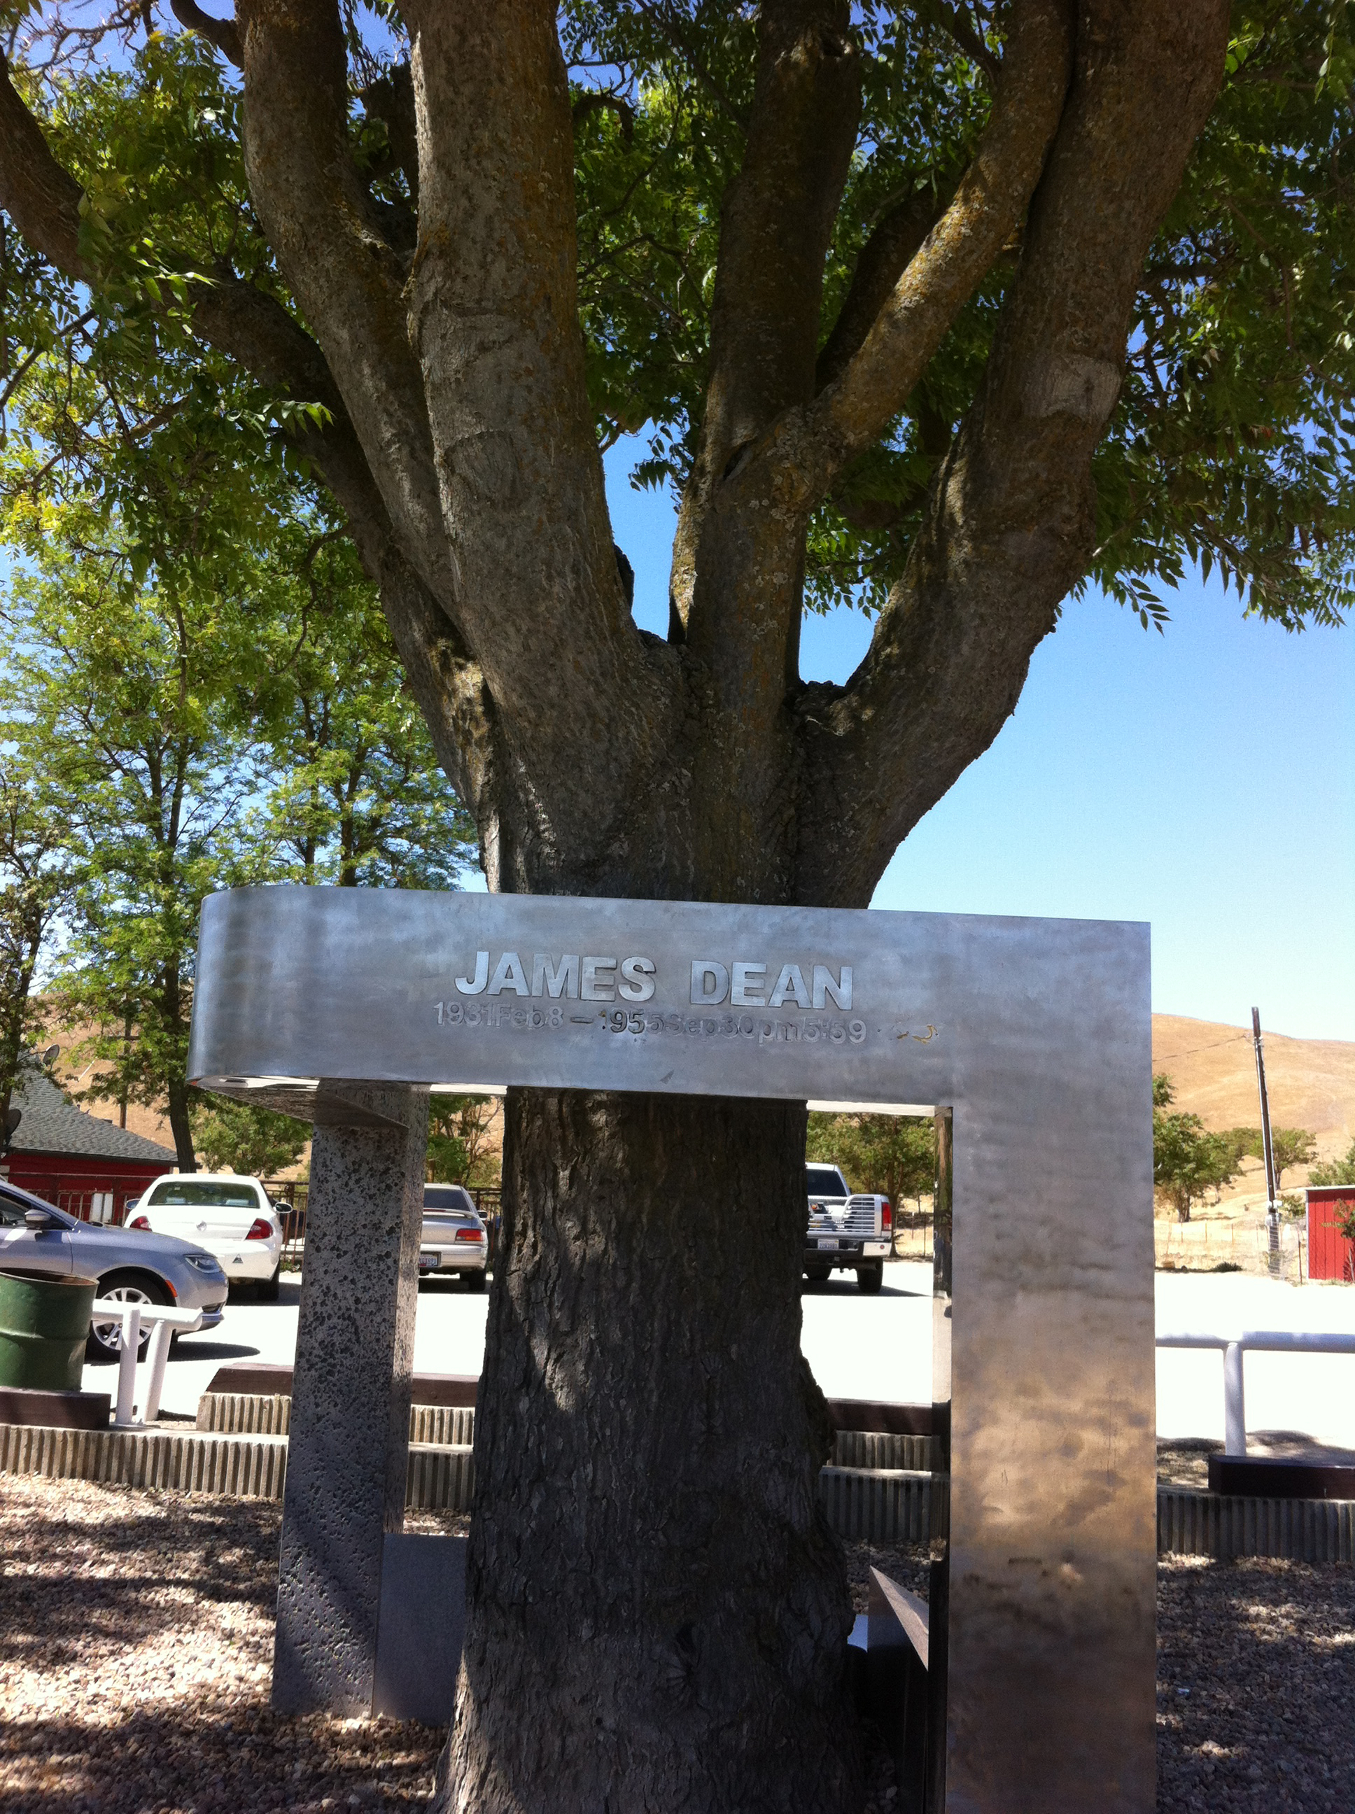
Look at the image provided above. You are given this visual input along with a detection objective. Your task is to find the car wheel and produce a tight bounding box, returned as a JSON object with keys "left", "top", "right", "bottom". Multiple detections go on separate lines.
{"left": 258, "top": 1264, "right": 281, "bottom": 1302}
{"left": 803, "top": 1266, "right": 831, "bottom": 1283}
{"left": 87, "top": 1272, "right": 172, "bottom": 1362}
{"left": 465, "top": 1268, "right": 488, "bottom": 1292}
{"left": 856, "top": 1264, "right": 884, "bottom": 1295}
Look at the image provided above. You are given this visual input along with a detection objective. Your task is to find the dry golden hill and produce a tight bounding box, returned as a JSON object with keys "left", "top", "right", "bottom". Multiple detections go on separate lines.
{"left": 1152, "top": 1014, "right": 1355, "bottom": 1209}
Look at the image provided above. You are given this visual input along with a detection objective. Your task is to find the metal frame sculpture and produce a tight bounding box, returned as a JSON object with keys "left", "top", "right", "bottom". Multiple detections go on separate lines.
{"left": 189, "top": 886, "right": 1155, "bottom": 1812}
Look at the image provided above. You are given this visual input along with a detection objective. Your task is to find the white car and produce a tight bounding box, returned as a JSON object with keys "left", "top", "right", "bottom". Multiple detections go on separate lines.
{"left": 420, "top": 1183, "right": 489, "bottom": 1288}
{"left": 128, "top": 1171, "right": 284, "bottom": 1299}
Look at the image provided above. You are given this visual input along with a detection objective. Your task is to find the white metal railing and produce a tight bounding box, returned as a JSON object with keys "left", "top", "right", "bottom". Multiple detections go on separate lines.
{"left": 1156, "top": 1330, "right": 1355, "bottom": 1456}
{"left": 90, "top": 1298, "right": 204, "bottom": 1428}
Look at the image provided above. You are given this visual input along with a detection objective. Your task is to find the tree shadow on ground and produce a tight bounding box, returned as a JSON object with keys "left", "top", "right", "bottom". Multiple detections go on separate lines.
{"left": 0, "top": 1704, "right": 446, "bottom": 1813}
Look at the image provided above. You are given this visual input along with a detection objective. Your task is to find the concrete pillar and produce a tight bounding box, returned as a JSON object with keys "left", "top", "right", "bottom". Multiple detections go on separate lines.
{"left": 272, "top": 1083, "right": 428, "bottom": 1715}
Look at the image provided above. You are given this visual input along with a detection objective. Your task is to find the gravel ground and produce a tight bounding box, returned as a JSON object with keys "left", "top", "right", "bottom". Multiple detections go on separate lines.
{"left": 841, "top": 1538, "right": 930, "bottom": 1613}
{"left": 0, "top": 1478, "right": 456, "bottom": 1813}
{"left": 4, "top": 1475, "right": 1353, "bottom": 1811}
{"left": 1157, "top": 1556, "right": 1355, "bottom": 1812}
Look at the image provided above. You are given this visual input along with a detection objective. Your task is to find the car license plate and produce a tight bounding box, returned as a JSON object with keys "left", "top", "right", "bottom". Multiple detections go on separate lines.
{"left": 816, "top": 1238, "right": 838, "bottom": 1251}
{"left": 419, "top": 1251, "right": 441, "bottom": 1270}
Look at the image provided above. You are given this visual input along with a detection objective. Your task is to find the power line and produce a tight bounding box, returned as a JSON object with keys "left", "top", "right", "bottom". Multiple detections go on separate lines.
{"left": 1155, "top": 1032, "right": 1252, "bottom": 1063}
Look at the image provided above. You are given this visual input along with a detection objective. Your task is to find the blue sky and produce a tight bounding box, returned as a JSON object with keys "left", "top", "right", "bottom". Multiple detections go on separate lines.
{"left": 601, "top": 439, "right": 1355, "bottom": 1043}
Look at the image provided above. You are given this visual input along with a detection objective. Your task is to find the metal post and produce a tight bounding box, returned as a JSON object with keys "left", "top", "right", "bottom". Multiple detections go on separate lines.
{"left": 926, "top": 1107, "right": 952, "bottom": 1814}
{"left": 272, "top": 1083, "right": 428, "bottom": 1716}
{"left": 1252, "top": 1008, "right": 1281, "bottom": 1276}
{"left": 114, "top": 1304, "right": 140, "bottom": 1425}
{"left": 139, "top": 1317, "right": 174, "bottom": 1424}
{"left": 1222, "top": 1341, "right": 1246, "bottom": 1456}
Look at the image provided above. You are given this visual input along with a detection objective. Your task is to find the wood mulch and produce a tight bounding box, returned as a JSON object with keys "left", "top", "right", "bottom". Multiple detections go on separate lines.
{"left": 3, "top": 1474, "right": 1353, "bottom": 1811}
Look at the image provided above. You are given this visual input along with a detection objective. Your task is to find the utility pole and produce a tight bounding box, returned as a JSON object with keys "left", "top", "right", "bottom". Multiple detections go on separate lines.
{"left": 1252, "top": 1007, "right": 1281, "bottom": 1276}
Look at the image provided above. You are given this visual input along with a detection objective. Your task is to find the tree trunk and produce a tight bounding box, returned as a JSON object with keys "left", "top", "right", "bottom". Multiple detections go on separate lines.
{"left": 166, "top": 1071, "right": 196, "bottom": 1172}
{"left": 434, "top": 1088, "right": 861, "bottom": 1813}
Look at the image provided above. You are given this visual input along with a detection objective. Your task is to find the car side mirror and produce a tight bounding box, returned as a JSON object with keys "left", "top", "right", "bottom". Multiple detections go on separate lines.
{"left": 24, "top": 1208, "right": 56, "bottom": 1230}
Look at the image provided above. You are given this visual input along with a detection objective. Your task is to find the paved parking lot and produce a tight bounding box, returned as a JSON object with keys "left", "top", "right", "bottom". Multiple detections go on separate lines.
{"left": 83, "top": 1260, "right": 1355, "bottom": 1446}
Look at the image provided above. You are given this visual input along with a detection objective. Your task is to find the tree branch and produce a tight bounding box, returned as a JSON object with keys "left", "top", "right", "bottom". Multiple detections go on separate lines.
{"left": 661, "top": 1, "right": 865, "bottom": 898}
{"left": 0, "top": 40, "right": 499, "bottom": 845}
{"left": 927, "top": 0, "right": 1002, "bottom": 84}
{"left": 750, "top": 0, "right": 1073, "bottom": 519}
{"left": 795, "top": 0, "right": 1232, "bottom": 906}
{"left": 0, "top": 48, "right": 89, "bottom": 281}
{"left": 168, "top": 0, "right": 243, "bottom": 67}
{"left": 815, "top": 176, "right": 954, "bottom": 391}
{"left": 360, "top": 62, "right": 418, "bottom": 205}
{"left": 672, "top": 0, "right": 861, "bottom": 632}
{"left": 236, "top": 0, "right": 452, "bottom": 608}
{"left": 398, "top": 1, "right": 677, "bottom": 878}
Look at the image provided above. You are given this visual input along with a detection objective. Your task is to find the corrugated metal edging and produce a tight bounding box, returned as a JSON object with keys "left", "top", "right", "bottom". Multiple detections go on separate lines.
{"left": 197, "top": 1392, "right": 475, "bottom": 1449}
{"left": 405, "top": 1443, "right": 475, "bottom": 1512}
{"left": 2, "top": 1421, "right": 480, "bottom": 1510}
{"left": 818, "top": 1467, "right": 944, "bottom": 1543}
{"left": 1158, "top": 1488, "right": 1355, "bottom": 1560}
{"left": 409, "top": 1405, "right": 475, "bottom": 1447}
{"left": 833, "top": 1430, "right": 939, "bottom": 1472}
{"left": 0, "top": 1421, "right": 288, "bottom": 1500}
{"left": 196, "top": 1392, "right": 292, "bottom": 1436}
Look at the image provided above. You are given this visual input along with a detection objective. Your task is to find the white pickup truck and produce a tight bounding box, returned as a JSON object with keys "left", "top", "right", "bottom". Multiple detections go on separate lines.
{"left": 803, "top": 1163, "right": 892, "bottom": 1294}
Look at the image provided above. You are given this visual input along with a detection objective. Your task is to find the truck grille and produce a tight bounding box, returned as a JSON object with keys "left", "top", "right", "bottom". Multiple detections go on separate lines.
{"left": 808, "top": 1196, "right": 878, "bottom": 1236}
{"left": 842, "top": 1196, "right": 878, "bottom": 1234}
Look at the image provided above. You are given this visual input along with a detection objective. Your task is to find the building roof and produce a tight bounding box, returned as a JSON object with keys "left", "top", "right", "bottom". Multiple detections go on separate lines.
{"left": 7, "top": 1062, "right": 178, "bottom": 1165}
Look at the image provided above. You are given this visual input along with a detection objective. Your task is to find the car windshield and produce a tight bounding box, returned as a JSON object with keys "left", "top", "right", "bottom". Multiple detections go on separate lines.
{"left": 806, "top": 1167, "right": 848, "bottom": 1197}
{"left": 424, "top": 1186, "right": 475, "bottom": 1215}
{"left": 148, "top": 1181, "right": 261, "bottom": 1209}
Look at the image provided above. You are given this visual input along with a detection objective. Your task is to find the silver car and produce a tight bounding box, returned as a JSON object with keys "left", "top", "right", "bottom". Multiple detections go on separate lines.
{"left": 419, "top": 1184, "right": 489, "bottom": 1289}
{"left": 0, "top": 1179, "right": 227, "bottom": 1360}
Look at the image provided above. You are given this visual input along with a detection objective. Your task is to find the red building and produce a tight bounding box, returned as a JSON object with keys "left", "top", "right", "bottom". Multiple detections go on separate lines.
{"left": 1, "top": 1062, "right": 177, "bottom": 1224}
{"left": 1306, "top": 1186, "right": 1355, "bottom": 1282}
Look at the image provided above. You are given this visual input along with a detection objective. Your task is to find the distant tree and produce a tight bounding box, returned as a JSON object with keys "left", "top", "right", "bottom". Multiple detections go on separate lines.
{"left": 1310, "top": 1141, "right": 1355, "bottom": 1189}
{"left": 427, "top": 1096, "right": 502, "bottom": 1188}
{"left": 806, "top": 1111, "right": 936, "bottom": 1210}
{"left": 1227, "top": 1124, "right": 1319, "bottom": 1192}
{"left": 1269, "top": 1128, "right": 1318, "bottom": 1190}
{"left": 1220, "top": 1126, "right": 1260, "bottom": 1170}
{"left": 252, "top": 530, "right": 475, "bottom": 891}
{"left": 188, "top": 1094, "right": 309, "bottom": 1179}
{"left": 1153, "top": 1108, "right": 1240, "bottom": 1222}
{"left": 0, "top": 761, "right": 75, "bottom": 1129}
{"left": 0, "top": 333, "right": 474, "bottom": 1166}
{"left": 0, "top": 490, "right": 271, "bottom": 1167}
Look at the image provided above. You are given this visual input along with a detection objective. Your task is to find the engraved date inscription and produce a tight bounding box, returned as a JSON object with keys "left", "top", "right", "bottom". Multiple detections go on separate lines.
{"left": 431, "top": 1001, "right": 877, "bottom": 1048}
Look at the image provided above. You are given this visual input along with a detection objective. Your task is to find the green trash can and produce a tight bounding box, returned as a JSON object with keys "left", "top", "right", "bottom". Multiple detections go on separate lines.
{"left": 0, "top": 1269, "right": 99, "bottom": 1391}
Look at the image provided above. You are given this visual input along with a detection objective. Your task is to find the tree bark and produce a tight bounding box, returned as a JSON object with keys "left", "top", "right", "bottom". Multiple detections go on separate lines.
{"left": 435, "top": 1088, "right": 858, "bottom": 1814}
{"left": 166, "top": 1069, "right": 197, "bottom": 1172}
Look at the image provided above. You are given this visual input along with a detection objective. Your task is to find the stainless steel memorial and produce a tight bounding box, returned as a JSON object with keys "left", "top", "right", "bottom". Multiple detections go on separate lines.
{"left": 188, "top": 885, "right": 1155, "bottom": 1812}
